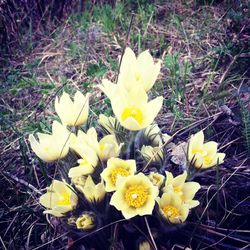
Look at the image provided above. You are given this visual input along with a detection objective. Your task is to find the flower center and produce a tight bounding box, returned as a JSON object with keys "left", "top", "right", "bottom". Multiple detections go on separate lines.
{"left": 135, "top": 72, "right": 141, "bottom": 81}
{"left": 173, "top": 186, "right": 184, "bottom": 200}
{"left": 204, "top": 155, "right": 212, "bottom": 165}
{"left": 192, "top": 148, "right": 207, "bottom": 157}
{"left": 110, "top": 167, "right": 130, "bottom": 185}
{"left": 57, "top": 192, "right": 71, "bottom": 206}
{"left": 121, "top": 106, "right": 144, "bottom": 125}
{"left": 125, "top": 185, "right": 148, "bottom": 208}
{"left": 99, "top": 143, "right": 106, "bottom": 151}
{"left": 162, "top": 205, "right": 180, "bottom": 219}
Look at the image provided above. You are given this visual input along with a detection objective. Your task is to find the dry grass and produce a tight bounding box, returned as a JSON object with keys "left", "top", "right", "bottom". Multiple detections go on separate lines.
{"left": 0, "top": 0, "right": 249, "bottom": 249}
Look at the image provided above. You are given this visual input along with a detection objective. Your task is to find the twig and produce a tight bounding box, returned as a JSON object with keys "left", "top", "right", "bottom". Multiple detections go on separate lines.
{"left": 144, "top": 217, "right": 158, "bottom": 250}
{"left": 3, "top": 171, "right": 42, "bottom": 195}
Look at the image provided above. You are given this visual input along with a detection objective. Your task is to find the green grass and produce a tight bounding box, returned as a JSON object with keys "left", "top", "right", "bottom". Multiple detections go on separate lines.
{"left": 1, "top": 1, "right": 249, "bottom": 249}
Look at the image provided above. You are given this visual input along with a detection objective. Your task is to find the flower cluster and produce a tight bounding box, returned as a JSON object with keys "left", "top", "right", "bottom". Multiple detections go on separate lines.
{"left": 29, "top": 47, "right": 225, "bottom": 244}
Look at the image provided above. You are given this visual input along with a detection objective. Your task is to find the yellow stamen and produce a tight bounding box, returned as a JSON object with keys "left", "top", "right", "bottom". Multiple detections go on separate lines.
{"left": 110, "top": 167, "right": 129, "bottom": 185}
{"left": 99, "top": 143, "right": 105, "bottom": 151}
{"left": 162, "top": 205, "right": 180, "bottom": 219}
{"left": 121, "top": 106, "right": 144, "bottom": 125}
{"left": 173, "top": 186, "right": 184, "bottom": 200}
{"left": 204, "top": 155, "right": 212, "bottom": 165}
{"left": 135, "top": 72, "right": 141, "bottom": 81}
{"left": 57, "top": 192, "right": 71, "bottom": 206}
{"left": 125, "top": 185, "right": 148, "bottom": 208}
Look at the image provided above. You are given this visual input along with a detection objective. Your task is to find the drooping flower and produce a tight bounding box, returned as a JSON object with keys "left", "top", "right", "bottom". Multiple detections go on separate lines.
{"left": 76, "top": 176, "right": 105, "bottom": 203}
{"left": 188, "top": 131, "right": 225, "bottom": 169}
{"left": 148, "top": 172, "right": 165, "bottom": 188}
{"left": 28, "top": 121, "right": 71, "bottom": 162}
{"left": 110, "top": 173, "right": 159, "bottom": 219}
{"left": 75, "top": 212, "right": 95, "bottom": 230}
{"left": 55, "top": 91, "right": 89, "bottom": 126}
{"left": 140, "top": 145, "right": 164, "bottom": 163}
{"left": 156, "top": 192, "right": 189, "bottom": 224}
{"left": 100, "top": 85, "right": 163, "bottom": 131}
{"left": 144, "top": 124, "right": 171, "bottom": 146}
{"left": 118, "top": 47, "right": 161, "bottom": 92}
{"left": 39, "top": 180, "right": 78, "bottom": 217}
{"left": 70, "top": 128, "right": 122, "bottom": 163}
{"left": 101, "top": 158, "right": 136, "bottom": 192}
{"left": 98, "top": 114, "right": 117, "bottom": 134}
{"left": 163, "top": 171, "right": 200, "bottom": 209}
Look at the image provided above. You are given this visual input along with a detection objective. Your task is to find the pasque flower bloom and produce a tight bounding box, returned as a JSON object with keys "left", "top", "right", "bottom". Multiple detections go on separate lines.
{"left": 76, "top": 176, "right": 105, "bottom": 203}
{"left": 156, "top": 192, "right": 189, "bottom": 224}
{"left": 39, "top": 180, "right": 78, "bottom": 217}
{"left": 188, "top": 131, "right": 225, "bottom": 169}
{"left": 55, "top": 91, "right": 89, "bottom": 126}
{"left": 140, "top": 145, "right": 164, "bottom": 163}
{"left": 163, "top": 171, "right": 200, "bottom": 209}
{"left": 117, "top": 47, "right": 161, "bottom": 92}
{"left": 76, "top": 212, "right": 95, "bottom": 230}
{"left": 101, "top": 158, "right": 136, "bottom": 192}
{"left": 98, "top": 114, "right": 117, "bottom": 134}
{"left": 70, "top": 127, "right": 122, "bottom": 163}
{"left": 69, "top": 130, "right": 99, "bottom": 177}
{"left": 28, "top": 121, "right": 71, "bottom": 162}
{"left": 144, "top": 124, "right": 171, "bottom": 146}
{"left": 110, "top": 173, "right": 158, "bottom": 219}
{"left": 148, "top": 172, "right": 165, "bottom": 188}
{"left": 100, "top": 84, "right": 163, "bottom": 131}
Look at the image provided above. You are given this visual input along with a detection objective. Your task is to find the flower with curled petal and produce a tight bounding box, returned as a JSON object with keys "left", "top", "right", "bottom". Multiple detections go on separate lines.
{"left": 39, "top": 180, "right": 78, "bottom": 217}
{"left": 28, "top": 121, "right": 71, "bottom": 162}
{"left": 163, "top": 171, "right": 200, "bottom": 209}
{"left": 156, "top": 192, "right": 189, "bottom": 224}
{"left": 188, "top": 131, "right": 225, "bottom": 169}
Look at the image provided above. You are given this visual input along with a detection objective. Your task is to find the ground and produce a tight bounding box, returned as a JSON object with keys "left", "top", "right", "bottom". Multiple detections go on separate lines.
{"left": 0, "top": 1, "right": 249, "bottom": 249}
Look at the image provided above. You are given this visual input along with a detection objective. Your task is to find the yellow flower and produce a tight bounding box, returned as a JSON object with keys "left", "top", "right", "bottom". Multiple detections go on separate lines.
{"left": 148, "top": 172, "right": 165, "bottom": 188}
{"left": 163, "top": 171, "right": 200, "bottom": 209}
{"left": 118, "top": 47, "right": 161, "bottom": 92}
{"left": 98, "top": 114, "right": 117, "bottom": 134}
{"left": 68, "top": 158, "right": 95, "bottom": 178}
{"left": 28, "top": 121, "right": 71, "bottom": 162}
{"left": 76, "top": 176, "right": 105, "bottom": 203}
{"left": 39, "top": 180, "right": 78, "bottom": 217}
{"left": 110, "top": 173, "right": 159, "bottom": 219}
{"left": 71, "top": 175, "right": 87, "bottom": 186}
{"left": 69, "top": 130, "right": 99, "bottom": 177}
{"left": 156, "top": 192, "right": 189, "bottom": 224}
{"left": 98, "top": 134, "right": 123, "bottom": 161}
{"left": 139, "top": 241, "right": 152, "bottom": 250}
{"left": 101, "top": 158, "right": 136, "bottom": 192}
{"left": 144, "top": 124, "right": 170, "bottom": 146}
{"left": 188, "top": 131, "right": 225, "bottom": 169}
{"left": 140, "top": 145, "right": 164, "bottom": 163}
{"left": 101, "top": 85, "right": 163, "bottom": 131}
{"left": 55, "top": 91, "right": 89, "bottom": 126}
{"left": 70, "top": 128, "right": 122, "bottom": 162}
{"left": 76, "top": 213, "right": 95, "bottom": 230}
